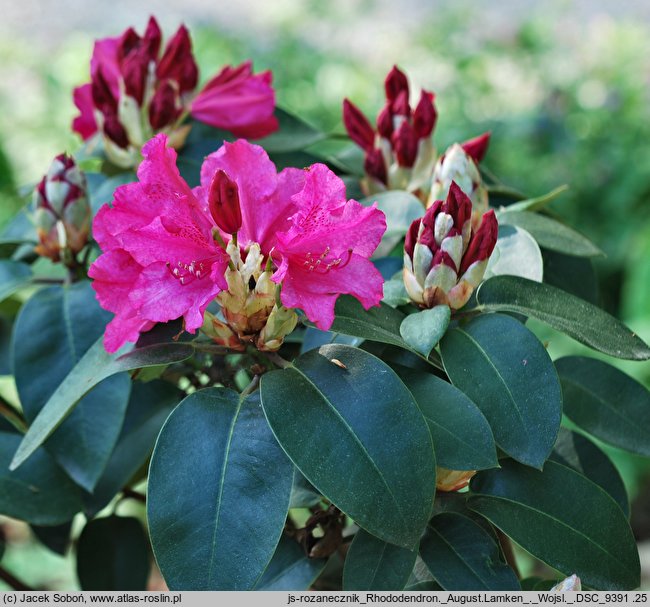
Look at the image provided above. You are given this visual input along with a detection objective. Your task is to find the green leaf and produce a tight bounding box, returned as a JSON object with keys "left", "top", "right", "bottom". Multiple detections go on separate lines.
{"left": 252, "top": 108, "right": 326, "bottom": 153}
{"left": 440, "top": 313, "right": 562, "bottom": 468}
{"left": 476, "top": 276, "right": 650, "bottom": 360}
{"left": 504, "top": 185, "right": 569, "bottom": 213}
{"left": 76, "top": 516, "right": 149, "bottom": 590}
{"left": 148, "top": 388, "right": 293, "bottom": 590}
{"left": 542, "top": 249, "right": 599, "bottom": 305}
{"left": 290, "top": 471, "right": 322, "bottom": 509}
{"left": 261, "top": 344, "right": 435, "bottom": 549}
{"left": 0, "top": 431, "right": 83, "bottom": 525}
{"left": 13, "top": 282, "right": 131, "bottom": 491}
{"left": 343, "top": 529, "right": 417, "bottom": 590}
{"left": 392, "top": 365, "right": 497, "bottom": 470}
{"left": 468, "top": 459, "right": 640, "bottom": 590}
{"left": 0, "top": 260, "right": 32, "bottom": 301}
{"left": 255, "top": 535, "right": 327, "bottom": 591}
{"left": 399, "top": 306, "right": 450, "bottom": 357}
{"left": 484, "top": 225, "right": 543, "bottom": 283}
{"left": 498, "top": 210, "right": 603, "bottom": 257}
{"left": 9, "top": 335, "right": 194, "bottom": 471}
{"left": 420, "top": 512, "right": 519, "bottom": 590}
{"left": 550, "top": 428, "right": 629, "bottom": 517}
{"left": 556, "top": 356, "right": 650, "bottom": 457}
{"left": 84, "top": 380, "right": 183, "bottom": 516}
{"left": 325, "top": 295, "right": 442, "bottom": 368}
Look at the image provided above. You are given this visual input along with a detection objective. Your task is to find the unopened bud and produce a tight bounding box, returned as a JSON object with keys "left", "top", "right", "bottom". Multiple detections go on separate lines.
{"left": 385, "top": 65, "right": 409, "bottom": 105}
{"left": 363, "top": 148, "right": 388, "bottom": 186}
{"left": 149, "top": 80, "right": 181, "bottom": 130}
{"left": 156, "top": 25, "right": 198, "bottom": 93}
{"left": 208, "top": 170, "right": 242, "bottom": 235}
{"left": 32, "top": 154, "right": 91, "bottom": 263}
{"left": 376, "top": 104, "right": 393, "bottom": 139}
{"left": 461, "top": 131, "right": 491, "bottom": 163}
{"left": 257, "top": 304, "right": 299, "bottom": 351}
{"left": 343, "top": 99, "right": 375, "bottom": 153}
{"left": 392, "top": 121, "right": 418, "bottom": 168}
{"left": 404, "top": 182, "right": 497, "bottom": 309}
{"left": 550, "top": 575, "right": 581, "bottom": 592}
{"left": 413, "top": 90, "right": 436, "bottom": 139}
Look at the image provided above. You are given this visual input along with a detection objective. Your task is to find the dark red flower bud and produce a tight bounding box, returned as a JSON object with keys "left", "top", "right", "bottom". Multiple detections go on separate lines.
{"left": 445, "top": 181, "right": 472, "bottom": 231}
{"left": 385, "top": 65, "right": 409, "bottom": 104}
{"left": 143, "top": 16, "right": 162, "bottom": 59}
{"left": 149, "top": 80, "right": 181, "bottom": 130}
{"left": 91, "top": 68, "right": 117, "bottom": 114}
{"left": 404, "top": 217, "right": 421, "bottom": 260}
{"left": 208, "top": 170, "right": 242, "bottom": 235}
{"left": 117, "top": 28, "right": 141, "bottom": 63}
{"left": 363, "top": 148, "right": 388, "bottom": 186}
{"left": 413, "top": 90, "right": 437, "bottom": 139}
{"left": 157, "top": 25, "right": 198, "bottom": 93}
{"left": 103, "top": 113, "right": 129, "bottom": 148}
{"left": 459, "top": 210, "right": 498, "bottom": 274}
{"left": 376, "top": 104, "right": 393, "bottom": 139}
{"left": 391, "top": 90, "right": 410, "bottom": 117}
{"left": 461, "top": 131, "right": 491, "bottom": 163}
{"left": 343, "top": 99, "right": 375, "bottom": 152}
{"left": 392, "top": 121, "right": 418, "bottom": 168}
{"left": 121, "top": 48, "right": 150, "bottom": 103}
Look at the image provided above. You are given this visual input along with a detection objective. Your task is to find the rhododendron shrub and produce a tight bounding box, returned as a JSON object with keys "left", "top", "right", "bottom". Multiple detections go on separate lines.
{"left": 1, "top": 22, "right": 649, "bottom": 595}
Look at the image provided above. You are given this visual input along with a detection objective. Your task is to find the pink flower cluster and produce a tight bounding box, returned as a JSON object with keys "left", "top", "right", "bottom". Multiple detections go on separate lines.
{"left": 73, "top": 17, "right": 277, "bottom": 166}
{"left": 89, "top": 135, "right": 386, "bottom": 352}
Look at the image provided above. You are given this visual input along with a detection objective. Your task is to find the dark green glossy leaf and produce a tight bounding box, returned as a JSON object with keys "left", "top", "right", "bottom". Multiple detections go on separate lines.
{"left": 542, "top": 249, "right": 599, "bottom": 305}
{"left": 261, "top": 345, "right": 435, "bottom": 548}
{"left": 255, "top": 535, "right": 327, "bottom": 591}
{"left": 13, "top": 282, "right": 131, "bottom": 491}
{"left": 290, "top": 471, "right": 322, "bottom": 509}
{"left": 468, "top": 459, "right": 640, "bottom": 590}
{"left": 343, "top": 529, "right": 417, "bottom": 591}
{"left": 77, "top": 516, "right": 149, "bottom": 590}
{"left": 84, "top": 380, "right": 182, "bottom": 516}
{"left": 440, "top": 313, "right": 562, "bottom": 468}
{"left": 399, "top": 306, "right": 450, "bottom": 357}
{"left": 420, "top": 512, "right": 519, "bottom": 590}
{"left": 476, "top": 276, "right": 650, "bottom": 360}
{"left": 0, "top": 431, "right": 83, "bottom": 525}
{"left": 556, "top": 356, "right": 650, "bottom": 457}
{"left": 31, "top": 522, "right": 72, "bottom": 556}
{"left": 392, "top": 365, "right": 497, "bottom": 470}
{"left": 520, "top": 577, "right": 544, "bottom": 590}
{"left": 326, "top": 296, "right": 442, "bottom": 368}
{"left": 0, "top": 260, "right": 32, "bottom": 301}
{"left": 498, "top": 210, "right": 602, "bottom": 257}
{"left": 10, "top": 335, "right": 194, "bottom": 471}
{"left": 148, "top": 388, "right": 293, "bottom": 590}
{"left": 550, "top": 428, "right": 629, "bottom": 517}
{"left": 261, "top": 344, "right": 435, "bottom": 549}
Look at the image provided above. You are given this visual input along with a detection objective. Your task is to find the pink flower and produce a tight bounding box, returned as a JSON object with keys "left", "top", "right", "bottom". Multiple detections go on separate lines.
{"left": 89, "top": 134, "right": 230, "bottom": 352}
{"left": 90, "top": 135, "right": 387, "bottom": 352}
{"left": 198, "top": 140, "right": 386, "bottom": 331}
{"left": 72, "top": 17, "right": 277, "bottom": 168}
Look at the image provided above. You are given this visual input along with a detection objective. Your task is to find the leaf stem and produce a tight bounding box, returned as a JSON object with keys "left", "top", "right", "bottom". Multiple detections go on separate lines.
{"left": 0, "top": 565, "right": 34, "bottom": 591}
{"left": 240, "top": 374, "right": 260, "bottom": 397}
{"left": 265, "top": 352, "right": 292, "bottom": 369}
{"left": 0, "top": 400, "right": 27, "bottom": 433}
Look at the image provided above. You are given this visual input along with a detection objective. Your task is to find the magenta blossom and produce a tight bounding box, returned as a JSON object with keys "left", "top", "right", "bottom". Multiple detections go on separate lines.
{"left": 73, "top": 17, "right": 277, "bottom": 168}
{"left": 90, "top": 135, "right": 386, "bottom": 352}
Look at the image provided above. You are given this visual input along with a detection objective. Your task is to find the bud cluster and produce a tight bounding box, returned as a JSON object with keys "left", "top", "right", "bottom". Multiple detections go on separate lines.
{"left": 81, "top": 18, "right": 195, "bottom": 167}
{"left": 343, "top": 66, "right": 437, "bottom": 196}
{"left": 32, "top": 154, "right": 91, "bottom": 264}
{"left": 404, "top": 181, "right": 498, "bottom": 309}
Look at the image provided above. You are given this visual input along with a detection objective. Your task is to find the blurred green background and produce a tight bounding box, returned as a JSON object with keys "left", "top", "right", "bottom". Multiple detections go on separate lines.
{"left": 0, "top": 0, "right": 649, "bottom": 590}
